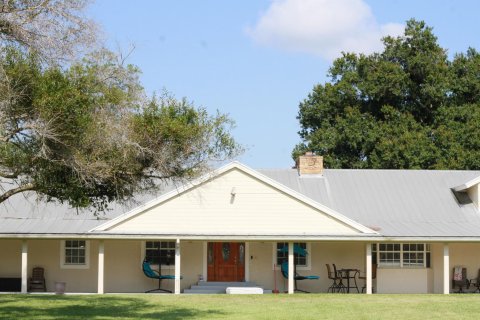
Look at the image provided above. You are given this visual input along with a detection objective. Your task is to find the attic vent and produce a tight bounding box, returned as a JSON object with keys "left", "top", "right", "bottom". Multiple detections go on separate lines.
{"left": 451, "top": 189, "right": 472, "bottom": 205}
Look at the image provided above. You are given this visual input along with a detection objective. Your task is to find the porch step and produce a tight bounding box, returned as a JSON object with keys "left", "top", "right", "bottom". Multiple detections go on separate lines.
{"left": 184, "top": 288, "right": 226, "bottom": 294}
{"left": 189, "top": 285, "right": 233, "bottom": 290}
{"left": 196, "top": 281, "right": 257, "bottom": 287}
{"left": 183, "top": 281, "right": 266, "bottom": 294}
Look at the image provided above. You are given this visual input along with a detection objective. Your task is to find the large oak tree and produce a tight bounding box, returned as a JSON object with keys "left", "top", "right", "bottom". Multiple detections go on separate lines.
{"left": 0, "top": 1, "right": 240, "bottom": 210}
{"left": 294, "top": 19, "right": 480, "bottom": 170}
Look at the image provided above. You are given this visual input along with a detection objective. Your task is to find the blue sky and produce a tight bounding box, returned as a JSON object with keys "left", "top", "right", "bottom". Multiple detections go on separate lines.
{"left": 89, "top": 0, "right": 480, "bottom": 169}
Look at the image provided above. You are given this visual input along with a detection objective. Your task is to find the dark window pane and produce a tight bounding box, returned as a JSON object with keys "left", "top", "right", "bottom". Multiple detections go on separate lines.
{"left": 208, "top": 243, "right": 213, "bottom": 265}
{"left": 239, "top": 244, "right": 245, "bottom": 265}
{"left": 222, "top": 243, "right": 230, "bottom": 261}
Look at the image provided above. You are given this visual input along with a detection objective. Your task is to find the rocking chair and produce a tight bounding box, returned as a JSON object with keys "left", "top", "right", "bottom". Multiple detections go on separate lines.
{"left": 28, "top": 267, "right": 46, "bottom": 292}
{"left": 452, "top": 267, "right": 470, "bottom": 293}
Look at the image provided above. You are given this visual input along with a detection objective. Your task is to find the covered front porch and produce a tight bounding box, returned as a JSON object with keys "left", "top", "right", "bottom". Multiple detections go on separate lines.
{"left": 1, "top": 237, "right": 474, "bottom": 295}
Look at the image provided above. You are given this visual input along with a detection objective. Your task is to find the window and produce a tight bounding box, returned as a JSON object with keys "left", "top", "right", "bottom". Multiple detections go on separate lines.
{"left": 373, "top": 243, "right": 430, "bottom": 268}
{"left": 378, "top": 243, "right": 401, "bottom": 266}
{"left": 60, "top": 240, "right": 90, "bottom": 269}
{"left": 274, "top": 242, "right": 309, "bottom": 268}
{"left": 144, "top": 241, "right": 175, "bottom": 266}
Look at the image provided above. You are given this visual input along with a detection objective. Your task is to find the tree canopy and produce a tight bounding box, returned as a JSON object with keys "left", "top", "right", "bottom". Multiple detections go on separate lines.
{"left": 0, "top": 1, "right": 241, "bottom": 210}
{"left": 293, "top": 19, "right": 480, "bottom": 170}
{"left": 0, "top": 0, "right": 97, "bottom": 62}
{"left": 0, "top": 48, "right": 240, "bottom": 210}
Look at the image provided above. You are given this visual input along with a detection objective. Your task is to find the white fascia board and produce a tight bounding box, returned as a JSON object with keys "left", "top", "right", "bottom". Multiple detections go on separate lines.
{"left": 0, "top": 233, "right": 383, "bottom": 241}
{"left": 453, "top": 175, "right": 480, "bottom": 191}
{"left": 90, "top": 161, "right": 378, "bottom": 235}
{"left": 5, "top": 233, "right": 480, "bottom": 243}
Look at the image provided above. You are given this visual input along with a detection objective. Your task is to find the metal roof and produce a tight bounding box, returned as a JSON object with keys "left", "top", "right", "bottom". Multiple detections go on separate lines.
{"left": 1, "top": 165, "right": 480, "bottom": 238}
{"left": 259, "top": 168, "right": 480, "bottom": 237}
{"left": 0, "top": 187, "right": 161, "bottom": 234}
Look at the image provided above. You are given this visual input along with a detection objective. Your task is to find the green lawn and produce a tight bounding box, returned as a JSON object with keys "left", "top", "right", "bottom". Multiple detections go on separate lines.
{"left": 1, "top": 294, "right": 479, "bottom": 320}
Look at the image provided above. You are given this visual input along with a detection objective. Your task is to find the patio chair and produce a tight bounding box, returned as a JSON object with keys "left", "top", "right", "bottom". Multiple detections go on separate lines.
{"left": 326, "top": 264, "right": 343, "bottom": 293}
{"left": 332, "top": 264, "right": 346, "bottom": 293}
{"left": 452, "top": 267, "right": 470, "bottom": 293}
{"left": 359, "top": 263, "right": 377, "bottom": 293}
{"left": 281, "top": 261, "right": 319, "bottom": 293}
{"left": 28, "top": 267, "right": 46, "bottom": 292}
{"left": 469, "top": 269, "right": 480, "bottom": 293}
{"left": 142, "top": 259, "right": 176, "bottom": 293}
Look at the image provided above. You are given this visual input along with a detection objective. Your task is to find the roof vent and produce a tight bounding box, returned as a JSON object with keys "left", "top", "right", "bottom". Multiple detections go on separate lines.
{"left": 296, "top": 152, "right": 323, "bottom": 175}
{"left": 451, "top": 189, "right": 473, "bottom": 205}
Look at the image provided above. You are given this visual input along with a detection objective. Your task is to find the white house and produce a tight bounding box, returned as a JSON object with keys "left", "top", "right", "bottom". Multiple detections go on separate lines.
{"left": 1, "top": 154, "right": 480, "bottom": 294}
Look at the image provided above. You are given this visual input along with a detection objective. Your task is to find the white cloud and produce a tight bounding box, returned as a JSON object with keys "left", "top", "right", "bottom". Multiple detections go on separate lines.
{"left": 246, "top": 0, "right": 404, "bottom": 60}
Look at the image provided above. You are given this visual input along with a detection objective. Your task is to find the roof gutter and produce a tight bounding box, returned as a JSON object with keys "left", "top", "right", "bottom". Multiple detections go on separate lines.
{"left": 2, "top": 233, "right": 480, "bottom": 242}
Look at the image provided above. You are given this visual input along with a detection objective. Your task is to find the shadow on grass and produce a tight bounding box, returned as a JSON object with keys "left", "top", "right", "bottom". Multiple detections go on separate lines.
{"left": 0, "top": 295, "right": 225, "bottom": 320}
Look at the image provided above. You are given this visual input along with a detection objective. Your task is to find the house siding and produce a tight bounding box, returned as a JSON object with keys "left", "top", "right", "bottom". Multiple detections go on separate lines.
{"left": 108, "top": 169, "right": 361, "bottom": 236}
{"left": 0, "top": 240, "right": 22, "bottom": 277}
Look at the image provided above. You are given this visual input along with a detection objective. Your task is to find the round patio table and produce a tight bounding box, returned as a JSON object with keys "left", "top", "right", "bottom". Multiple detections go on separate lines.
{"left": 338, "top": 268, "right": 359, "bottom": 293}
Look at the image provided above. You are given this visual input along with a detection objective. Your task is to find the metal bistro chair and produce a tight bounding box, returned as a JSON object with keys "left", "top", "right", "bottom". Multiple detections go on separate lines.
{"left": 326, "top": 264, "right": 343, "bottom": 293}
{"left": 359, "top": 264, "right": 377, "bottom": 293}
{"left": 332, "top": 264, "right": 346, "bottom": 293}
{"left": 142, "top": 259, "right": 176, "bottom": 293}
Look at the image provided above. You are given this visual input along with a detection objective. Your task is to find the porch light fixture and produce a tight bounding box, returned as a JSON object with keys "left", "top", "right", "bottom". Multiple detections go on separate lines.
{"left": 230, "top": 187, "right": 236, "bottom": 204}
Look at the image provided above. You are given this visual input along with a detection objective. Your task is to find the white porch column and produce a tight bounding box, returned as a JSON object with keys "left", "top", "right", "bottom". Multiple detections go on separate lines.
{"left": 202, "top": 242, "right": 208, "bottom": 281}
{"left": 244, "top": 242, "right": 250, "bottom": 282}
{"left": 97, "top": 240, "right": 105, "bottom": 294}
{"left": 366, "top": 243, "right": 372, "bottom": 294}
{"left": 443, "top": 243, "right": 450, "bottom": 294}
{"left": 174, "top": 239, "right": 181, "bottom": 294}
{"left": 21, "top": 240, "right": 28, "bottom": 293}
{"left": 288, "top": 242, "right": 294, "bottom": 294}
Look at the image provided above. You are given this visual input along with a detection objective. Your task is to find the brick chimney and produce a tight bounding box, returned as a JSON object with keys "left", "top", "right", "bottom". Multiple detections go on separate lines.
{"left": 296, "top": 152, "right": 323, "bottom": 175}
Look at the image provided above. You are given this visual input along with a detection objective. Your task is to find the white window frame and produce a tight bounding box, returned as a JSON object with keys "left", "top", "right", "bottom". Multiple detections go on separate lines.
{"left": 272, "top": 242, "right": 311, "bottom": 271}
{"left": 60, "top": 240, "right": 90, "bottom": 269}
{"left": 374, "top": 243, "right": 430, "bottom": 268}
{"left": 141, "top": 241, "right": 176, "bottom": 270}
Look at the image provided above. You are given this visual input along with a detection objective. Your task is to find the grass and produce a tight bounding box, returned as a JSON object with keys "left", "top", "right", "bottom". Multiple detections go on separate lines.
{"left": 1, "top": 294, "right": 480, "bottom": 320}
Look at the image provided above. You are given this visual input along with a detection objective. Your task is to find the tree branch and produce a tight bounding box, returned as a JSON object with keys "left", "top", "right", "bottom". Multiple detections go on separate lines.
{"left": 0, "top": 183, "right": 35, "bottom": 203}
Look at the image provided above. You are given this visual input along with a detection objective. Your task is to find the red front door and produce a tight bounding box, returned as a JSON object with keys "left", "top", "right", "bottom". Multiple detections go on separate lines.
{"left": 207, "top": 242, "right": 245, "bottom": 282}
